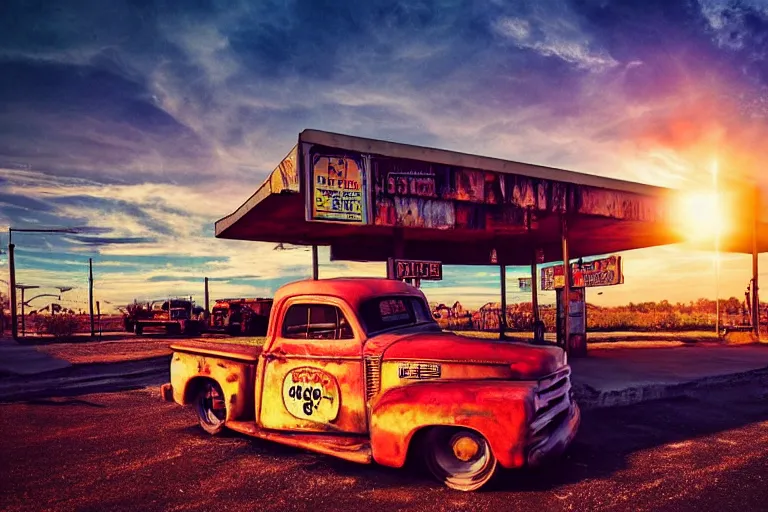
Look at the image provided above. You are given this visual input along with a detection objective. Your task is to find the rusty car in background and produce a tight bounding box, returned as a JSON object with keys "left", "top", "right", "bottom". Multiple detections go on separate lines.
{"left": 209, "top": 298, "right": 273, "bottom": 336}
{"left": 161, "top": 278, "right": 579, "bottom": 491}
{"left": 123, "top": 298, "right": 206, "bottom": 336}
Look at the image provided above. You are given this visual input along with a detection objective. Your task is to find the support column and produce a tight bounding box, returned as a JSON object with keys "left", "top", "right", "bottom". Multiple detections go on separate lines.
{"left": 530, "top": 257, "right": 540, "bottom": 323}
{"left": 389, "top": 229, "right": 407, "bottom": 281}
{"left": 561, "top": 216, "right": 571, "bottom": 352}
{"left": 311, "top": 245, "right": 319, "bottom": 280}
{"left": 500, "top": 264, "right": 507, "bottom": 340}
{"left": 9, "top": 243, "right": 17, "bottom": 340}
{"left": 527, "top": 210, "right": 542, "bottom": 341}
{"left": 89, "top": 258, "right": 95, "bottom": 338}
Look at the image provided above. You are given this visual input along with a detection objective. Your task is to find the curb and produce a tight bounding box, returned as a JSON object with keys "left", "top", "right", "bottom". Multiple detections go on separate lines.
{"left": 0, "top": 355, "right": 170, "bottom": 381}
{"left": 573, "top": 365, "right": 768, "bottom": 410}
{"left": 0, "top": 356, "right": 170, "bottom": 401}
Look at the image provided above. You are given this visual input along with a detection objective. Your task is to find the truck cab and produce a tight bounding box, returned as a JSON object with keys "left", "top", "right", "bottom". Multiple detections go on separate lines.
{"left": 162, "top": 278, "right": 579, "bottom": 491}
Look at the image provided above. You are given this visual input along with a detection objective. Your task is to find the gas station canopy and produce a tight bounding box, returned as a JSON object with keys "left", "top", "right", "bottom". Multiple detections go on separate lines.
{"left": 215, "top": 129, "right": 766, "bottom": 264}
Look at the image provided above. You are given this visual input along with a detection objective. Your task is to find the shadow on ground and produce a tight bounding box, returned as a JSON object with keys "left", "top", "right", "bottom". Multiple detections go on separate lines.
{"left": 180, "top": 378, "right": 768, "bottom": 493}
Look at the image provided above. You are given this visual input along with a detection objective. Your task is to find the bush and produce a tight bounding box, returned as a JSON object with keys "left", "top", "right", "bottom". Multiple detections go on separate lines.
{"left": 37, "top": 314, "right": 80, "bottom": 339}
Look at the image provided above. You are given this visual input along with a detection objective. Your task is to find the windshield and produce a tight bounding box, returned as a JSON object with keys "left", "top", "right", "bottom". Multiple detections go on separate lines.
{"left": 359, "top": 295, "right": 438, "bottom": 335}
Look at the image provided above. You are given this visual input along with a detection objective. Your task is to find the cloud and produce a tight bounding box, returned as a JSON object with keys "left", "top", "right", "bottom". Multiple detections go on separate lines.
{"left": 492, "top": 14, "right": 618, "bottom": 71}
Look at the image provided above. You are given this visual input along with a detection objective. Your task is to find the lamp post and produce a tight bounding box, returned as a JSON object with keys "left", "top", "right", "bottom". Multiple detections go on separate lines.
{"left": 23, "top": 293, "right": 61, "bottom": 306}
{"left": 0, "top": 278, "right": 7, "bottom": 336}
{"left": 16, "top": 284, "right": 40, "bottom": 337}
{"left": 7, "top": 227, "right": 79, "bottom": 340}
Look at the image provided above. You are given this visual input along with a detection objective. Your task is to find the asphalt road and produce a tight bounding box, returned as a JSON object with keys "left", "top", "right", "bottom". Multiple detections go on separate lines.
{"left": 1, "top": 377, "right": 767, "bottom": 512}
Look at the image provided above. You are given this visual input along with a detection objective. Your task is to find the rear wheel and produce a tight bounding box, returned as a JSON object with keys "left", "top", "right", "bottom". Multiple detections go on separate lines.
{"left": 423, "top": 427, "right": 498, "bottom": 491}
{"left": 194, "top": 381, "right": 226, "bottom": 435}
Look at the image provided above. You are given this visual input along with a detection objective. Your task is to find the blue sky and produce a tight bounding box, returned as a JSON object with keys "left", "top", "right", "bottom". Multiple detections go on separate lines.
{"left": 1, "top": 0, "right": 767, "bottom": 312}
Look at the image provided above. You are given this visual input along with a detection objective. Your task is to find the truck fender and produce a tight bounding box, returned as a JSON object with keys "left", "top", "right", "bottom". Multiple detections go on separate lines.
{"left": 170, "top": 353, "right": 256, "bottom": 422}
{"left": 369, "top": 380, "right": 535, "bottom": 469}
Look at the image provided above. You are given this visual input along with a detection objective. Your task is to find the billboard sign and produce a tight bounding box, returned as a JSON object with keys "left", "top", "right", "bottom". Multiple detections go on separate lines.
{"left": 541, "top": 255, "right": 623, "bottom": 291}
{"left": 308, "top": 153, "right": 368, "bottom": 223}
{"left": 518, "top": 277, "right": 532, "bottom": 292}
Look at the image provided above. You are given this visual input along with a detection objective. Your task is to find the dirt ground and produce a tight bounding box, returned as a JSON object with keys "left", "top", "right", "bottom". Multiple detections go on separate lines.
{"left": 2, "top": 375, "right": 767, "bottom": 512}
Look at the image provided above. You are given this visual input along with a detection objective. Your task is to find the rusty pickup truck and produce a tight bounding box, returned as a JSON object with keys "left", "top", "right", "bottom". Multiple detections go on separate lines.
{"left": 161, "top": 278, "right": 579, "bottom": 491}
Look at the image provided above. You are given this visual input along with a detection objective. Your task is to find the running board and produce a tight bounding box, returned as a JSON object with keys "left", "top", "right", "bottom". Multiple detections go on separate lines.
{"left": 225, "top": 421, "right": 372, "bottom": 464}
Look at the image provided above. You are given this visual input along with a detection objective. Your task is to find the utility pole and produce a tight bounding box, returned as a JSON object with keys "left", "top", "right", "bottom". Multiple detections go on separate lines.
{"left": 9, "top": 243, "right": 17, "bottom": 340}
{"left": 20, "top": 286, "right": 25, "bottom": 337}
{"left": 89, "top": 258, "right": 95, "bottom": 338}
{"left": 204, "top": 277, "right": 210, "bottom": 318}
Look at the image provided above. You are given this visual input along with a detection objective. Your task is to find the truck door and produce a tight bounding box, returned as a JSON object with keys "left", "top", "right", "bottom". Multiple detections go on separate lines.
{"left": 258, "top": 297, "right": 367, "bottom": 434}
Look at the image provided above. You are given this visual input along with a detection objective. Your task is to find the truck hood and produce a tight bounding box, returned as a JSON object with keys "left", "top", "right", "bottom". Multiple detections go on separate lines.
{"left": 368, "top": 331, "right": 565, "bottom": 380}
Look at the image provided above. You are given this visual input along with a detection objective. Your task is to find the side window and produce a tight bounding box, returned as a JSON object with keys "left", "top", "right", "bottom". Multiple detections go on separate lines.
{"left": 281, "top": 304, "right": 354, "bottom": 340}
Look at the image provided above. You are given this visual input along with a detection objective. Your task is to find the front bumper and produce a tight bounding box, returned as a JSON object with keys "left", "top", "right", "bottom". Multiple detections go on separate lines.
{"left": 527, "top": 403, "right": 581, "bottom": 467}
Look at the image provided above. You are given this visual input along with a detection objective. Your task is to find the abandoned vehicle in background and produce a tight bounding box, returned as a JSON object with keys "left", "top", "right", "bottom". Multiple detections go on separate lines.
{"left": 209, "top": 298, "right": 273, "bottom": 336}
{"left": 123, "top": 298, "right": 206, "bottom": 336}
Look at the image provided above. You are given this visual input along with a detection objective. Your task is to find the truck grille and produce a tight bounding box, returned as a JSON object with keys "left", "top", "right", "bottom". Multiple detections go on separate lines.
{"left": 364, "top": 356, "right": 382, "bottom": 400}
{"left": 530, "top": 367, "right": 572, "bottom": 437}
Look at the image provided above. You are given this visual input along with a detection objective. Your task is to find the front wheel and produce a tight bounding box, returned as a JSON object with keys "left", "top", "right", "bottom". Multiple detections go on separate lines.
{"left": 194, "top": 381, "right": 227, "bottom": 435}
{"left": 423, "top": 427, "right": 498, "bottom": 491}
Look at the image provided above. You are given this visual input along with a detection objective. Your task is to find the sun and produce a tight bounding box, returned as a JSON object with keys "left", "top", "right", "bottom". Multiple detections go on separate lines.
{"left": 675, "top": 191, "right": 726, "bottom": 242}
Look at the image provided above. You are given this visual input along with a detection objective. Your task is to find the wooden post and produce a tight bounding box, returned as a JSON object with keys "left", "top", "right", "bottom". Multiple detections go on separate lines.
{"left": 561, "top": 216, "right": 571, "bottom": 352}
{"left": 311, "top": 245, "right": 319, "bottom": 280}
{"left": 500, "top": 264, "right": 507, "bottom": 340}
{"left": 9, "top": 243, "right": 17, "bottom": 340}
{"left": 89, "top": 258, "right": 95, "bottom": 337}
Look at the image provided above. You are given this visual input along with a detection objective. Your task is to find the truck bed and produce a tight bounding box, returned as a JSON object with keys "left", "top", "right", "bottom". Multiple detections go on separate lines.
{"left": 169, "top": 341, "right": 263, "bottom": 362}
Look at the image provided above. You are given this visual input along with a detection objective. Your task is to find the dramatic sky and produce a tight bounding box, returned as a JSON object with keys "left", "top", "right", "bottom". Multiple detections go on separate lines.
{"left": 1, "top": 0, "right": 767, "bottom": 312}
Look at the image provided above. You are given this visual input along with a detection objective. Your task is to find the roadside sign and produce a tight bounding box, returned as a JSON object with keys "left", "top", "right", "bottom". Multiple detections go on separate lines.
{"left": 541, "top": 255, "right": 624, "bottom": 290}
{"left": 387, "top": 258, "right": 443, "bottom": 281}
